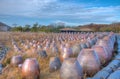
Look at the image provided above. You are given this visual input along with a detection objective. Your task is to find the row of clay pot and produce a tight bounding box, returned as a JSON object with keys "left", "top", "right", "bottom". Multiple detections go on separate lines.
{"left": 89, "top": 52, "right": 120, "bottom": 79}
{"left": 0, "top": 47, "right": 8, "bottom": 74}
{"left": 106, "top": 34, "right": 120, "bottom": 79}
{"left": 87, "top": 34, "right": 120, "bottom": 79}
{"left": 9, "top": 32, "right": 116, "bottom": 79}
{"left": 60, "top": 36, "right": 98, "bottom": 62}
{"left": 13, "top": 32, "right": 98, "bottom": 55}
{"left": 60, "top": 32, "right": 116, "bottom": 79}
{"left": 12, "top": 39, "right": 23, "bottom": 53}
{"left": 0, "top": 47, "right": 8, "bottom": 61}
{"left": 59, "top": 32, "right": 112, "bottom": 62}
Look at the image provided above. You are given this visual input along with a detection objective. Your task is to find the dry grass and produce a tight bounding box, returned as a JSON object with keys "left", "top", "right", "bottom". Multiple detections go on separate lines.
{"left": 0, "top": 32, "right": 61, "bottom": 79}
{"left": 0, "top": 32, "right": 97, "bottom": 79}
{"left": 0, "top": 51, "right": 60, "bottom": 79}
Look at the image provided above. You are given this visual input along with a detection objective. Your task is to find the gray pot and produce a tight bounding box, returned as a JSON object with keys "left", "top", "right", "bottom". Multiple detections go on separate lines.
{"left": 11, "top": 55, "right": 23, "bottom": 66}
{"left": 77, "top": 49, "right": 101, "bottom": 76}
{"left": 49, "top": 57, "right": 61, "bottom": 72}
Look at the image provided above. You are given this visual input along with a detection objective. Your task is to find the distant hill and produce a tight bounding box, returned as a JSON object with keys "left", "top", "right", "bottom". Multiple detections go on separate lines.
{"left": 76, "top": 23, "right": 120, "bottom": 32}
{"left": 76, "top": 23, "right": 108, "bottom": 31}
{"left": 0, "top": 22, "right": 11, "bottom": 31}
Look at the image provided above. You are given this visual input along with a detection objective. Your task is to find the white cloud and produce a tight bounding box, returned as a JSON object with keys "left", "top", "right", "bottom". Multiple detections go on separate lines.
{"left": 53, "top": 20, "right": 81, "bottom": 25}
{"left": 0, "top": 0, "right": 120, "bottom": 24}
{"left": 0, "top": 0, "right": 58, "bottom": 16}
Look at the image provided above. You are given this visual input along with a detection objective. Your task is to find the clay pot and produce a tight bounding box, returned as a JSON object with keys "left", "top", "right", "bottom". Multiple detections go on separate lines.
{"left": 11, "top": 55, "right": 23, "bottom": 66}
{"left": 51, "top": 46, "right": 59, "bottom": 56}
{"left": 103, "top": 36, "right": 114, "bottom": 49}
{"left": 22, "top": 58, "right": 40, "bottom": 79}
{"left": 77, "top": 49, "right": 101, "bottom": 76}
{"left": 92, "top": 45, "right": 109, "bottom": 65}
{"left": 80, "top": 43, "right": 87, "bottom": 49}
{"left": 37, "top": 50, "right": 47, "bottom": 58}
{"left": 72, "top": 44, "right": 82, "bottom": 56}
{"left": 49, "top": 57, "right": 61, "bottom": 72}
{"left": 88, "top": 39, "right": 95, "bottom": 47}
{"left": 86, "top": 42, "right": 91, "bottom": 48}
{"left": 60, "top": 58, "right": 83, "bottom": 79}
{"left": 60, "top": 47, "right": 73, "bottom": 62}
{"left": 96, "top": 39, "right": 112, "bottom": 60}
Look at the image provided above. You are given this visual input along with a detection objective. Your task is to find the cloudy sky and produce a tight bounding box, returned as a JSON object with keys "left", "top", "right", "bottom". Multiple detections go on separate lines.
{"left": 0, "top": 0, "right": 120, "bottom": 26}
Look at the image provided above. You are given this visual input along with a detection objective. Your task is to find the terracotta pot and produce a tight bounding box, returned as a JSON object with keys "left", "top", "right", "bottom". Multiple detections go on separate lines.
{"left": 92, "top": 45, "right": 109, "bottom": 65}
{"left": 103, "top": 36, "right": 114, "bottom": 49}
{"left": 11, "top": 55, "right": 23, "bottom": 66}
{"left": 96, "top": 39, "right": 112, "bottom": 60}
{"left": 72, "top": 44, "right": 82, "bottom": 56}
{"left": 60, "top": 58, "right": 83, "bottom": 79}
{"left": 22, "top": 58, "right": 40, "bottom": 79}
{"left": 51, "top": 46, "right": 59, "bottom": 56}
{"left": 60, "top": 47, "right": 73, "bottom": 62}
{"left": 77, "top": 49, "right": 101, "bottom": 76}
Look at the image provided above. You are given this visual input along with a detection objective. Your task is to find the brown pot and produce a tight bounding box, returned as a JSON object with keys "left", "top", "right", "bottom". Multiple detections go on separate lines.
{"left": 22, "top": 58, "right": 40, "bottom": 79}
{"left": 96, "top": 39, "right": 112, "bottom": 60}
{"left": 60, "top": 47, "right": 73, "bottom": 62}
{"left": 92, "top": 45, "right": 109, "bottom": 65}
{"left": 72, "top": 44, "right": 82, "bottom": 56}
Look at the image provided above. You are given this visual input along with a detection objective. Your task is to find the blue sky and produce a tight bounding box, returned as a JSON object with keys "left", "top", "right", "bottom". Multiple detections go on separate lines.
{"left": 0, "top": 0, "right": 120, "bottom": 26}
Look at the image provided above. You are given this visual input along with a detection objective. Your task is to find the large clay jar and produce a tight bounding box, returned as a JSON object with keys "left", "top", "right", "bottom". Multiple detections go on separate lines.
{"left": 11, "top": 55, "right": 23, "bottom": 66}
{"left": 103, "top": 36, "right": 114, "bottom": 50}
{"left": 72, "top": 44, "right": 82, "bottom": 56}
{"left": 51, "top": 46, "right": 59, "bottom": 56}
{"left": 77, "top": 49, "right": 101, "bottom": 76}
{"left": 60, "top": 47, "right": 73, "bottom": 62}
{"left": 60, "top": 58, "right": 83, "bottom": 79}
{"left": 96, "top": 39, "right": 112, "bottom": 60}
{"left": 22, "top": 58, "right": 40, "bottom": 79}
{"left": 92, "top": 45, "right": 109, "bottom": 65}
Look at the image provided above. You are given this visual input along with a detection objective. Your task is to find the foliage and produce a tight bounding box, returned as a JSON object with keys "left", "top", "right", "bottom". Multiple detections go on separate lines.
{"left": 11, "top": 23, "right": 65, "bottom": 32}
{"left": 78, "top": 22, "right": 120, "bottom": 33}
{"left": 11, "top": 22, "right": 120, "bottom": 33}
